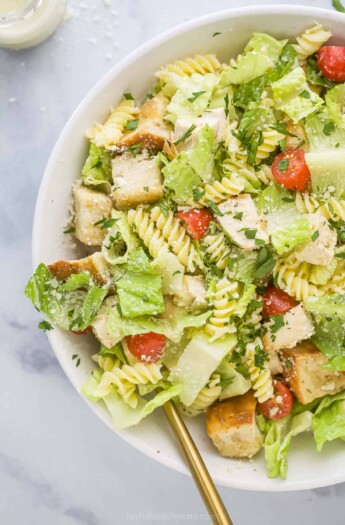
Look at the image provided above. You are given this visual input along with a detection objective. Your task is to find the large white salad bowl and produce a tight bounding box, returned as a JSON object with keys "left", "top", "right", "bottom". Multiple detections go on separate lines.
{"left": 33, "top": 5, "right": 345, "bottom": 491}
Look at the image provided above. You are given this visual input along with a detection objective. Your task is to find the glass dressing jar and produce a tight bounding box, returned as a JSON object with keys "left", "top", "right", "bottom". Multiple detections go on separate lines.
{"left": 0, "top": 0, "right": 67, "bottom": 50}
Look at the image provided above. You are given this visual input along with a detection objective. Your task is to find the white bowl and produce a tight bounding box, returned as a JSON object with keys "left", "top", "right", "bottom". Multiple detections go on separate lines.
{"left": 33, "top": 5, "right": 345, "bottom": 491}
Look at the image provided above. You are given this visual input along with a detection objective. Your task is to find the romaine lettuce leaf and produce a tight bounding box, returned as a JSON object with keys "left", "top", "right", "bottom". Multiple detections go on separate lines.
{"left": 102, "top": 211, "right": 139, "bottom": 266}
{"left": 306, "top": 150, "right": 345, "bottom": 199}
{"left": 307, "top": 294, "right": 345, "bottom": 318}
{"left": 305, "top": 57, "right": 335, "bottom": 89}
{"left": 264, "top": 412, "right": 312, "bottom": 479}
{"left": 267, "top": 45, "right": 299, "bottom": 83}
{"left": 151, "top": 250, "right": 185, "bottom": 295}
{"left": 233, "top": 75, "right": 266, "bottom": 110}
{"left": 106, "top": 302, "right": 210, "bottom": 343}
{"left": 326, "top": 84, "right": 345, "bottom": 126}
{"left": 312, "top": 399, "right": 345, "bottom": 451}
{"left": 305, "top": 111, "right": 345, "bottom": 151}
{"left": 25, "top": 263, "right": 107, "bottom": 331}
{"left": 116, "top": 271, "right": 165, "bottom": 318}
{"left": 82, "top": 144, "right": 112, "bottom": 193}
{"left": 58, "top": 271, "right": 91, "bottom": 292}
{"left": 271, "top": 67, "right": 323, "bottom": 123}
{"left": 221, "top": 50, "right": 274, "bottom": 86}
{"left": 244, "top": 33, "right": 288, "bottom": 63}
{"left": 311, "top": 315, "right": 345, "bottom": 371}
{"left": 217, "top": 360, "right": 251, "bottom": 400}
{"left": 169, "top": 331, "right": 237, "bottom": 406}
{"left": 189, "top": 125, "right": 215, "bottom": 181}
{"left": 271, "top": 217, "right": 311, "bottom": 255}
{"left": 166, "top": 73, "right": 219, "bottom": 123}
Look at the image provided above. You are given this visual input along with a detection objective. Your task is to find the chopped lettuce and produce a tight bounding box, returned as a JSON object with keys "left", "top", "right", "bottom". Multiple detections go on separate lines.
{"left": 264, "top": 412, "right": 312, "bottom": 479}
{"left": 59, "top": 271, "right": 92, "bottom": 292}
{"left": 227, "top": 247, "right": 259, "bottom": 284}
{"left": 244, "top": 33, "right": 288, "bottom": 63}
{"left": 233, "top": 104, "right": 275, "bottom": 164}
{"left": 233, "top": 75, "right": 266, "bottom": 110}
{"left": 307, "top": 293, "right": 345, "bottom": 318}
{"left": 305, "top": 111, "right": 345, "bottom": 151}
{"left": 116, "top": 272, "right": 164, "bottom": 318}
{"left": 305, "top": 57, "right": 335, "bottom": 89}
{"left": 326, "top": 84, "right": 345, "bottom": 126}
{"left": 306, "top": 150, "right": 345, "bottom": 199}
{"left": 271, "top": 67, "right": 323, "bottom": 123}
{"left": 106, "top": 302, "right": 210, "bottom": 344}
{"left": 259, "top": 183, "right": 310, "bottom": 254}
{"left": 221, "top": 50, "right": 273, "bottom": 86}
{"left": 162, "top": 126, "right": 215, "bottom": 203}
{"left": 235, "top": 284, "right": 256, "bottom": 318}
{"left": 266, "top": 44, "right": 299, "bottom": 83}
{"left": 312, "top": 399, "right": 345, "bottom": 452}
{"left": 102, "top": 211, "right": 139, "bottom": 266}
{"left": 82, "top": 144, "right": 112, "bottom": 193}
{"left": 309, "top": 261, "right": 336, "bottom": 286}
{"left": 166, "top": 73, "right": 219, "bottom": 123}
{"left": 99, "top": 342, "right": 127, "bottom": 363}
{"left": 25, "top": 263, "right": 107, "bottom": 331}
{"left": 169, "top": 331, "right": 237, "bottom": 406}
{"left": 151, "top": 250, "right": 185, "bottom": 296}
{"left": 311, "top": 315, "right": 345, "bottom": 371}
{"left": 217, "top": 360, "right": 251, "bottom": 400}
{"left": 82, "top": 370, "right": 183, "bottom": 430}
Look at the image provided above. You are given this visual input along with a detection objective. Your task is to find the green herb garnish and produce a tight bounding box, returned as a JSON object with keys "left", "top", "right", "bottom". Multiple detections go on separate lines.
{"left": 174, "top": 124, "right": 197, "bottom": 145}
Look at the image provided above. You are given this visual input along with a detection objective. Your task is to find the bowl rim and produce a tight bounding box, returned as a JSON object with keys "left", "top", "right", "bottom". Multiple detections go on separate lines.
{"left": 32, "top": 4, "right": 345, "bottom": 491}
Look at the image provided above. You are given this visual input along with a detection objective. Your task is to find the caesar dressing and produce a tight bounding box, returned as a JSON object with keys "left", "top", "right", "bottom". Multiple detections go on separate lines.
{"left": 0, "top": 0, "right": 67, "bottom": 49}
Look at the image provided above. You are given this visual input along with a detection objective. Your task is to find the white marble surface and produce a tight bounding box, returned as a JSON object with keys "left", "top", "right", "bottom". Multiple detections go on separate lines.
{"left": 1, "top": 0, "right": 345, "bottom": 523}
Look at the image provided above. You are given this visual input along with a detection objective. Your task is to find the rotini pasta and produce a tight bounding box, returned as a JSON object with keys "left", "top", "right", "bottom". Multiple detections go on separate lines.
{"left": 223, "top": 121, "right": 247, "bottom": 160}
{"left": 202, "top": 173, "right": 245, "bottom": 204}
{"left": 205, "top": 278, "right": 238, "bottom": 341}
{"left": 181, "top": 375, "right": 221, "bottom": 416}
{"left": 293, "top": 23, "right": 332, "bottom": 64}
{"left": 296, "top": 193, "right": 345, "bottom": 222}
{"left": 245, "top": 338, "right": 274, "bottom": 403}
{"left": 92, "top": 354, "right": 162, "bottom": 408}
{"left": 203, "top": 231, "right": 230, "bottom": 270}
{"left": 255, "top": 129, "right": 285, "bottom": 164}
{"left": 156, "top": 54, "right": 221, "bottom": 82}
{"left": 150, "top": 206, "right": 203, "bottom": 272}
{"left": 87, "top": 99, "right": 139, "bottom": 150}
{"left": 273, "top": 253, "right": 324, "bottom": 302}
{"left": 127, "top": 206, "right": 169, "bottom": 259}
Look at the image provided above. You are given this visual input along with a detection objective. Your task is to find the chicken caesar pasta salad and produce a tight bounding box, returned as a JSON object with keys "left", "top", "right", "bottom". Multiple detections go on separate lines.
{"left": 26, "top": 23, "right": 345, "bottom": 479}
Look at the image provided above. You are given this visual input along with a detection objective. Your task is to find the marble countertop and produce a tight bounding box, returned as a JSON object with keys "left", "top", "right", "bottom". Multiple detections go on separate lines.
{"left": 1, "top": 0, "right": 345, "bottom": 523}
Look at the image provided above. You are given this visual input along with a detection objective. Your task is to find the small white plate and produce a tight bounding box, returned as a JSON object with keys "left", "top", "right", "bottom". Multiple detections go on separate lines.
{"left": 33, "top": 5, "right": 345, "bottom": 491}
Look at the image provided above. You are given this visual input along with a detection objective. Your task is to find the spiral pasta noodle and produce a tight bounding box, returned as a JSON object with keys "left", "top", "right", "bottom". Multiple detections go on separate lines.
{"left": 255, "top": 129, "right": 285, "bottom": 164}
{"left": 92, "top": 355, "right": 163, "bottom": 408}
{"left": 162, "top": 140, "right": 178, "bottom": 161}
{"left": 273, "top": 253, "right": 323, "bottom": 302}
{"left": 245, "top": 338, "right": 274, "bottom": 403}
{"left": 296, "top": 193, "right": 345, "bottom": 222}
{"left": 156, "top": 54, "right": 221, "bottom": 82}
{"left": 320, "top": 251, "right": 345, "bottom": 294}
{"left": 127, "top": 207, "right": 169, "bottom": 260}
{"left": 205, "top": 277, "right": 238, "bottom": 341}
{"left": 181, "top": 375, "right": 222, "bottom": 416}
{"left": 203, "top": 232, "right": 230, "bottom": 270}
{"left": 202, "top": 173, "right": 245, "bottom": 204}
{"left": 224, "top": 121, "right": 247, "bottom": 160}
{"left": 293, "top": 23, "right": 332, "bottom": 64}
{"left": 150, "top": 206, "right": 203, "bottom": 272}
{"left": 87, "top": 99, "right": 139, "bottom": 150}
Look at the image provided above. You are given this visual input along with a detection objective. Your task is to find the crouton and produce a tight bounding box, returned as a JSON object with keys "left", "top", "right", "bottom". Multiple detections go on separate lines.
{"left": 112, "top": 153, "right": 163, "bottom": 209}
{"left": 74, "top": 186, "right": 113, "bottom": 246}
{"left": 206, "top": 391, "right": 263, "bottom": 458}
{"left": 295, "top": 213, "right": 337, "bottom": 266}
{"left": 281, "top": 342, "right": 345, "bottom": 404}
{"left": 263, "top": 305, "right": 315, "bottom": 354}
{"left": 92, "top": 296, "right": 120, "bottom": 348}
{"left": 48, "top": 252, "right": 111, "bottom": 287}
{"left": 120, "top": 93, "right": 171, "bottom": 151}
{"left": 172, "top": 275, "right": 208, "bottom": 312}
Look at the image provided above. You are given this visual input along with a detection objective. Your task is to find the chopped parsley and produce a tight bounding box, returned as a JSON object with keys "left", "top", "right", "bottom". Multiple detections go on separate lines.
{"left": 159, "top": 202, "right": 169, "bottom": 217}
{"left": 123, "top": 92, "right": 134, "bottom": 100}
{"left": 233, "top": 212, "right": 243, "bottom": 221}
{"left": 277, "top": 158, "right": 289, "bottom": 171}
{"left": 254, "top": 257, "right": 276, "bottom": 279}
{"left": 273, "top": 123, "right": 297, "bottom": 138}
{"left": 311, "top": 230, "right": 320, "bottom": 241}
{"left": 193, "top": 188, "right": 205, "bottom": 202}
{"left": 271, "top": 314, "right": 285, "bottom": 334}
{"left": 173, "top": 270, "right": 181, "bottom": 276}
{"left": 279, "top": 138, "right": 287, "bottom": 153}
{"left": 212, "top": 32, "right": 222, "bottom": 37}
{"left": 38, "top": 320, "right": 53, "bottom": 332}
{"left": 224, "top": 93, "right": 230, "bottom": 118}
{"left": 241, "top": 228, "right": 257, "bottom": 239}
{"left": 187, "top": 91, "right": 206, "bottom": 103}
{"left": 335, "top": 252, "right": 345, "bottom": 258}
{"left": 94, "top": 217, "right": 118, "bottom": 229}
{"left": 333, "top": 0, "right": 345, "bottom": 12}
{"left": 204, "top": 200, "right": 224, "bottom": 216}
{"left": 255, "top": 238, "right": 266, "bottom": 247}
{"left": 143, "top": 186, "right": 149, "bottom": 192}
{"left": 63, "top": 226, "right": 75, "bottom": 234}
{"left": 282, "top": 197, "right": 294, "bottom": 203}
{"left": 323, "top": 122, "right": 336, "bottom": 136}
{"left": 127, "top": 144, "right": 142, "bottom": 156}
{"left": 125, "top": 119, "right": 139, "bottom": 131}
{"left": 174, "top": 124, "right": 197, "bottom": 145}
{"left": 254, "top": 346, "right": 269, "bottom": 369}
{"left": 296, "top": 139, "right": 306, "bottom": 149}
{"left": 299, "top": 90, "right": 310, "bottom": 99}
{"left": 72, "top": 354, "right": 81, "bottom": 367}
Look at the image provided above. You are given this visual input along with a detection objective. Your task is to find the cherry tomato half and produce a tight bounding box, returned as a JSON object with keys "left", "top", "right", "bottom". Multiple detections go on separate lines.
{"left": 263, "top": 286, "right": 297, "bottom": 318}
{"left": 317, "top": 46, "right": 345, "bottom": 83}
{"left": 71, "top": 326, "right": 93, "bottom": 335}
{"left": 127, "top": 332, "right": 166, "bottom": 363}
{"left": 175, "top": 208, "right": 213, "bottom": 240}
{"left": 259, "top": 380, "right": 293, "bottom": 420}
{"left": 272, "top": 148, "right": 310, "bottom": 191}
